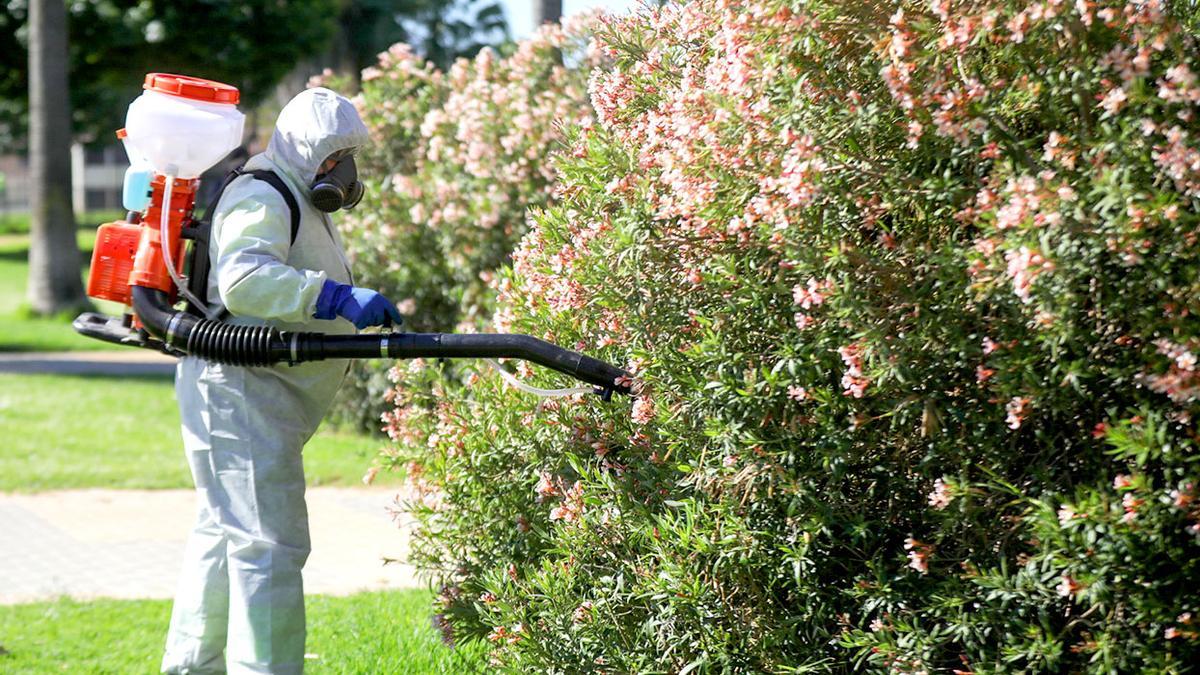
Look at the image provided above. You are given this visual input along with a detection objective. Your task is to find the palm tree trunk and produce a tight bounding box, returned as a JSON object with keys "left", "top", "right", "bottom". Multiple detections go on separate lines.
{"left": 535, "top": 0, "right": 562, "bottom": 26}
{"left": 27, "top": 0, "right": 85, "bottom": 315}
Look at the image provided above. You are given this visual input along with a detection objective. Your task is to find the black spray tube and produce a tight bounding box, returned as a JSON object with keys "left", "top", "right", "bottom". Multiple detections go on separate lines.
{"left": 128, "top": 286, "right": 632, "bottom": 396}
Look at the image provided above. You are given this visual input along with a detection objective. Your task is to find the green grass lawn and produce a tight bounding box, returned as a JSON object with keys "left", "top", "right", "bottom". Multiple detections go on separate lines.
{"left": 0, "top": 229, "right": 123, "bottom": 352}
{"left": 0, "top": 209, "right": 124, "bottom": 235}
{"left": 0, "top": 372, "right": 399, "bottom": 492}
{"left": 0, "top": 589, "right": 486, "bottom": 674}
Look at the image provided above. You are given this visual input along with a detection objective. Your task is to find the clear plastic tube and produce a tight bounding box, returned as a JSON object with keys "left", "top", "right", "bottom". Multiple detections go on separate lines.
{"left": 484, "top": 358, "right": 594, "bottom": 398}
{"left": 160, "top": 173, "right": 211, "bottom": 314}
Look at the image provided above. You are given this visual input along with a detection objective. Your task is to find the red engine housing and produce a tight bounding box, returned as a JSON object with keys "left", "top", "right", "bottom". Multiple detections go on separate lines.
{"left": 86, "top": 221, "right": 142, "bottom": 305}
{"left": 84, "top": 175, "right": 199, "bottom": 307}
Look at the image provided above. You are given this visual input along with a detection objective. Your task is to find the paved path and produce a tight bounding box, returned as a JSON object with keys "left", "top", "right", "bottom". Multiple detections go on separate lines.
{"left": 0, "top": 487, "right": 421, "bottom": 605}
{"left": 0, "top": 350, "right": 176, "bottom": 376}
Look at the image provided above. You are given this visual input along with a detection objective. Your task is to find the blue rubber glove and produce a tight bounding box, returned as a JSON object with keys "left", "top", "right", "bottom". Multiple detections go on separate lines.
{"left": 314, "top": 280, "right": 404, "bottom": 329}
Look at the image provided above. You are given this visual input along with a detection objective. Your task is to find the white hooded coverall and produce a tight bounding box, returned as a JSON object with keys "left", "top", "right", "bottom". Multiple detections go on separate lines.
{"left": 162, "top": 88, "right": 368, "bottom": 674}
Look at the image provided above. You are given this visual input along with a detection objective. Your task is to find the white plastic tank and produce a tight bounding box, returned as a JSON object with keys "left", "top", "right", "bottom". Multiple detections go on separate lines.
{"left": 118, "top": 129, "right": 153, "bottom": 211}
{"left": 122, "top": 73, "right": 244, "bottom": 179}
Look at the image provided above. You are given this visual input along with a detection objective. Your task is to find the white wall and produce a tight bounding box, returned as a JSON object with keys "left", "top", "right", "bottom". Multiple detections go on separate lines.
{"left": 0, "top": 144, "right": 125, "bottom": 216}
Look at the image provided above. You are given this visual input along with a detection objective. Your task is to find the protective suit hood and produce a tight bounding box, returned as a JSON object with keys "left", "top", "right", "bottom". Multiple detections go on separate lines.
{"left": 265, "top": 87, "right": 369, "bottom": 186}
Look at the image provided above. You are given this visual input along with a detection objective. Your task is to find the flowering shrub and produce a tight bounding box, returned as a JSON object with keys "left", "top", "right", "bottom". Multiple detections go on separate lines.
{"left": 337, "top": 19, "right": 601, "bottom": 333}
{"left": 322, "top": 20, "right": 601, "bottom": 428}
{"left": 378, "top": 0, "right": 1200, "bottom": 671}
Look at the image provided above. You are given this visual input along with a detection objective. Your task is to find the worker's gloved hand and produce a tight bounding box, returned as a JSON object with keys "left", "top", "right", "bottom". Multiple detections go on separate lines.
{"left": 314, "top": 280, "right": 404, "bottom": 329}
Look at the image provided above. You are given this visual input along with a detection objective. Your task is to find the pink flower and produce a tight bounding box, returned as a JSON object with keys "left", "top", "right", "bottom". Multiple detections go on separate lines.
{"left": 794, "top": 312, "right": 814, "bottom": 330}
{"left": 994, "top": 174, "right": 1042, "bottom": 230}
{"left": 792, "top": 277, "right": 835, "bottom": 309}
{"left": 550, "top": 481, "right": 585, "bottom": 523}
{"left": 589, "top": 70, "right": 636, "bottom": 130}
{"left": 1099, "top": 86, "right": 1128, "bottom": 115}
{"left": 1007, "top": 11, "right": 1030, "bottom": 43}
{"left": 982, "top": 337, "right": 999, "bottom": 355}
{"left": 1113, "top": 474, "right": 1133, "bottom": 490}
{"left": 838, "top": 343, "right": 871, "bottom": 398}
{"left": 1057, "top": 574, "right": 1082, "bottom": 597}
{"left": 487, "top": 624, "right": 522, "bottom": 645}
{"left": 1159, "top": 63, "right": 1200, "bottom": 104}
{"left": 906, "top": 120, "right": 924, "bottom": 149}
{"left": 573, "top": 602, "right": 594, "bottom": 623}
{"left": 1170, "top": 483, "right": 1195, "bottom": 509}
{"left": 1058, "top": 504, "right": 1084, "bottom": 526}
{"left": 787, "top": 385, "right": 808, "bottom": 401}
{"left": 1151, "top": 126, "right": 1200, "bottom": 198}
{"left": 631, "top": 396, "right": 656, "bottom": 425}
{"left": 927, "top": 478, "right": 953, "bottom": 510}
{"left": 1155, "top": 338, "right": 1198, "bottom": 371}
{"left": 1043, "top": 131, "right": 1066, "bottom": 162}
{"left": 1005, "top": 246, "right": 1054, "bottom": 303}
{"left": 940, "top": 17, "right": 973, "bottom": 52}
{"left": 535, "top": 470, "right": 560, "bottom": 499}
{"left": 1122, "top": 492, "right": 1144, "bottom": 523}
{"left": 976, "top": 365, "right": 996, "bottom": 383}
{"left": 904, "top": 536, "right": 930, "bottom": 574}
{"left": 841, "top": 374, "right": 869, "bottom": 399}
{"left": 395, "top": 297, "right": 417, "bottom": 315}
{"left": 1006, "top": 396, "right": 1030, "bottom": 429}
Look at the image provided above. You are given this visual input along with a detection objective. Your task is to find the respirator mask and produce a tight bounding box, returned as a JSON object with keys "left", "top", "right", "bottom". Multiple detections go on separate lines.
{"left": 310, "top": 149, "right": 364, "bottom": 212}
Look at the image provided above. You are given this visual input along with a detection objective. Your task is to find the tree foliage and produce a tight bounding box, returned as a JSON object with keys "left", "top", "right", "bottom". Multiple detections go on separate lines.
{"left": 0, "top": 0, "right": 338, "bottom": 149}
{"left": 334, "top": 0, "right": 508, "bottom": 74}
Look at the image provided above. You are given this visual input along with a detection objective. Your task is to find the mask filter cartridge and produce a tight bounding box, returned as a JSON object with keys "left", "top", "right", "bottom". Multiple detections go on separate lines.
{"left": 310, "top": 156, "right": 363, "bottom": 212}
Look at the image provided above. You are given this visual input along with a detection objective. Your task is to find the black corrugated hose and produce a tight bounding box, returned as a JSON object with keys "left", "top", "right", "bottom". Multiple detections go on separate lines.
{"left": 129, "top": 286, "right": 632, "bottom": 396}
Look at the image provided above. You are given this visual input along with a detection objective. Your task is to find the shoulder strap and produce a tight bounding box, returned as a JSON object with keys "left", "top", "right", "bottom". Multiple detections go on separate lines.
{"left": 245, "top": 169, "right": 301, "bottom": 244}
{"left": 184, "top": 167, "right": 302, "bottom": 321}
{"left": 197, "top": 165, "right": 246, "bottom": 227}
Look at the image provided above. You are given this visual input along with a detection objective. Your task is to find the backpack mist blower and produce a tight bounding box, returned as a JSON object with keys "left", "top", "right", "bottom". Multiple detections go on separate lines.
{"left": 74, "top": 73, "right": 631, "bottom": 400}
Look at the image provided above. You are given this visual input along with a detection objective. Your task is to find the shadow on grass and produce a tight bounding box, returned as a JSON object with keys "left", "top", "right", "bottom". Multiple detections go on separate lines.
{"left": 26, "top": 371, "right": 174, "bottom": 383}
{"left": 0, "top": 343, "right": 72, "bottom": 353}
{"left": 0, "top": 359, "right": 175, "bottom": 377}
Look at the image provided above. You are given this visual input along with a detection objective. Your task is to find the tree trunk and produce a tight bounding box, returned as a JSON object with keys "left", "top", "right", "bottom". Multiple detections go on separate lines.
{"left": 27, "top": 0, "right": 85, "bottom": 316}
{"left": 535, "top": 0, "right": 563, "bottom": 26}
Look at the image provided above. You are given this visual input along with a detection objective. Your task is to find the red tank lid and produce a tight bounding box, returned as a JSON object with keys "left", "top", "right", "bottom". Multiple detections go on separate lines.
{"left": 143, "top": 73, "right": 240, "bottom": 105}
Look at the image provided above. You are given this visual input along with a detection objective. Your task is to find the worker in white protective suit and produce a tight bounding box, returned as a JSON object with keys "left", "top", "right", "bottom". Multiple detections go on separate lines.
{"left": 162, "top": 88, "right": 402, "bottom": 674}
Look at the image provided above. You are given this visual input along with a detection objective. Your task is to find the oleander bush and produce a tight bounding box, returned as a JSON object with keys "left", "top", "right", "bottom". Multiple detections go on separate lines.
{"left": 374, "top": 0, "right": 1200, "bottom": 671}
{"left": 340, "top": 21, "right": 600, "bottom": 332}
{"left": 323, "top": 20, "right": 601, "bottom": 428}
